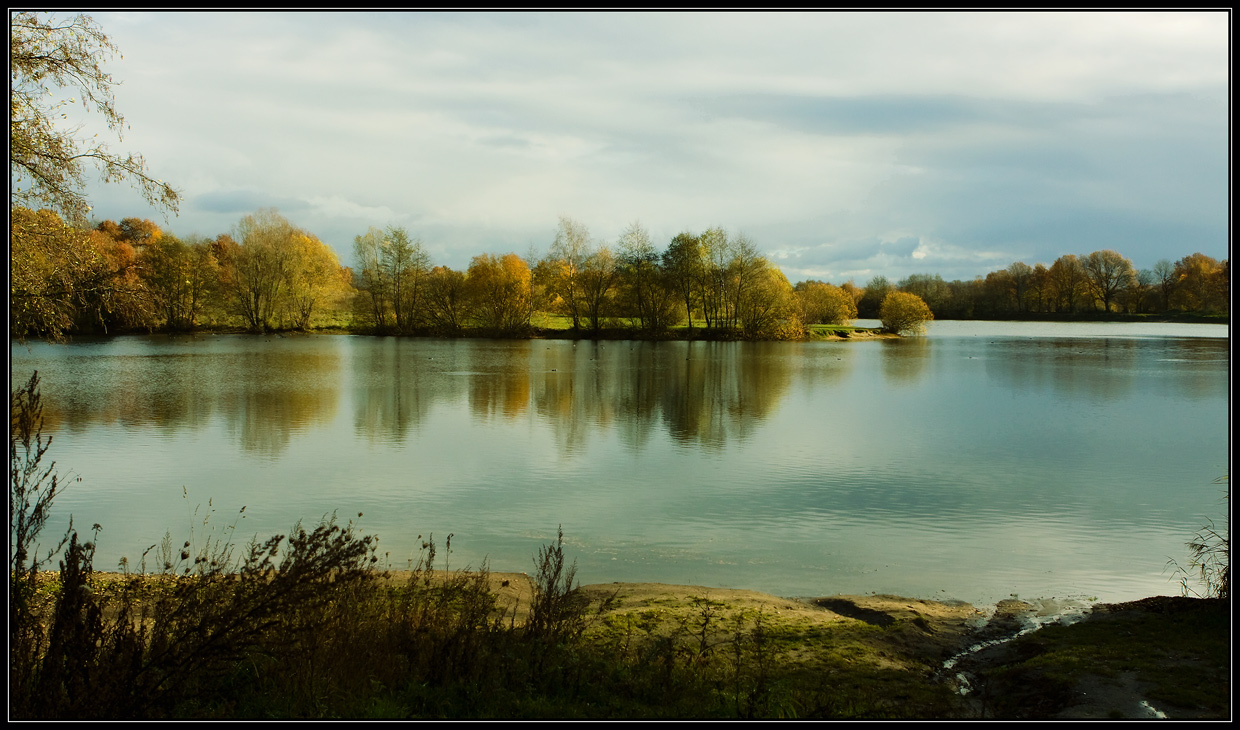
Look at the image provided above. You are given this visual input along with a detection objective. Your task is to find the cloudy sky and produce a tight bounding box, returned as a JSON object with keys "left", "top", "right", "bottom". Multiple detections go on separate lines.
{"left": 67, "top": 11, "right": 1228, "bottom": 283}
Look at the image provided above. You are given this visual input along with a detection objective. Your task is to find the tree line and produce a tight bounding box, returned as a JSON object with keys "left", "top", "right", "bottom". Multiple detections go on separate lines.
{"left": 857, "top": 250, "right": 1229, "bottom": 321}
{"left": 10, "top": 207, "right": 351, "bottom": 340}
{"left": 8, "top": 206, "right": 1227, "bottom": 342}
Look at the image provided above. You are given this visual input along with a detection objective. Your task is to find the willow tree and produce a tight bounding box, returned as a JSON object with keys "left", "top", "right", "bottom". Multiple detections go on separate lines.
{"left": 10, "top": 12, "right": 179, "bottom": 223}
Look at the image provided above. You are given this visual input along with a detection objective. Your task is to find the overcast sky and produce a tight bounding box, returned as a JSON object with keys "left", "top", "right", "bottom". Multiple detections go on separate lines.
{"left": 67, "top": 11, "right": 1228, "bottom": 283}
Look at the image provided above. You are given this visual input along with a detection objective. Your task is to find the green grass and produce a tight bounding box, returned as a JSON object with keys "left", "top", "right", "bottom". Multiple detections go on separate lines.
{"left": 977, "top": 598, "right": 1229, "bottom": 718}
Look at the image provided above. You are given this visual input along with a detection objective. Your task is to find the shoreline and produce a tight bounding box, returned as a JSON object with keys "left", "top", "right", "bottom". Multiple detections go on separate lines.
{"left": 24, "top": 568, "right": 1228, "bottom": 719}
{"left": 16, "top": 310, "right": 1225, "bottom": 344}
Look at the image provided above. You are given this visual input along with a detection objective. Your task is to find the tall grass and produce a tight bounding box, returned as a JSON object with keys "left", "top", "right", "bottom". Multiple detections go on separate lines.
{"left": 1168, "top": 477, "right": 1229, "bottom": 602}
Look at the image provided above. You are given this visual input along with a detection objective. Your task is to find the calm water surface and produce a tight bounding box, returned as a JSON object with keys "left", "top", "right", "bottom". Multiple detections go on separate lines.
{"left": 10, "top": 321, "right": 1230, "bottom": 605}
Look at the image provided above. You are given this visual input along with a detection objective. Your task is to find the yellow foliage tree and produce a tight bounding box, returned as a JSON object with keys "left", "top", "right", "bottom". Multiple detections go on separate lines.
{"left": 796, "top": 281, "right": 858, "bottom": 325}
{"left": 879, "top": 291, "right": 934, "bottom": 335}
{"left": 10, "top": 207, "right": 127, "bottom": 340}
{"left": 225, "top": 209, "right": 350, "bottom": 331}
{"left": 466, "top": 253, "right": 533, "bottom": 334}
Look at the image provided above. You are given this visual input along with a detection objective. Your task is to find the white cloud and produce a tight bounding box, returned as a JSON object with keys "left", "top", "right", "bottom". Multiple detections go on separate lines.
{"left": 71, "top": 11, "right": 1226, "bottom": 274}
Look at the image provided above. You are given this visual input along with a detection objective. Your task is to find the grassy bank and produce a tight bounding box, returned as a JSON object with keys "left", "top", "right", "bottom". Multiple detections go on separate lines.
{"left": 11, "top": 552, "right": 1228, "bottom": 719}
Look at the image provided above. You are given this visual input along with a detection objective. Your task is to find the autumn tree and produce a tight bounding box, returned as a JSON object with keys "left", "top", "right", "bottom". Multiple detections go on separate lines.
{"left": 1171, "top": 253, "right": 1228, "bottom": 313}
{"left": 616, "top": 222, "right": 678, "bottom": 334}
{"left": 1047, "top": 254, "right": 1087, "bottom": 314}
{"left": 227, "top": 210, "right": 292, "bottom": 331}
{"left": 223, "top": 209, "right": 348, "bottom": 332}
{"left": 857, "top": 276, "right": 892, "bottom": 319}
{"left": 541, "top": 217, "right": 592, "bottom": 331}
{"left": 1029, "top": 263, "right": 1051, "bottom": 314}
{"left": 736, "top": 262, "right": 802, "bottom": 339}
{"left": 10, "top": 207, "right": 115, "bottom": 340}
{"left": 839, "top": 280, "right": 863, "bottom": 308}
{"left": 138, "top": 234, "right": 221, "bottom": 330}
{"left": 978, "top": 269, "right": 1015, "bottom": 317}
{"left": 466, "top": 253, "right": 533, "bottom": 334}
{"left": 76, "top": 224, "right": 154, "bottom": 333}
{"left": 723, "top": 233, "right": 767, "bottom": 330}
{"left": 795, "top": 281, "right": 858, "bottom": 325}
{"left": 423, "top": 266, "right": 470, "bottom": 334}
{"left": 285, "top": 231, "right": 350, "bottom": 330}
{"left": 384, "top": 226, "right": 431, "bottom": 332}
{"left": 10, "top": 12, "right": 179, "bottom": 223}
{"left": 879, "top": 291, "right": 934, "bottom": 335}
{"left": 661, "top": 232, "right": 704, "bottom": 329}
{"left": 352, "top": 227, "right": 392, "bottom": 331}
{"left": 579, "top": 246, "right": 619, "bottom": 333}
{"left": 1006, "top": 262, "right": 1034, "bottom": 314}
{"left": 697, "top": 227, "right": 730, "bottom": 328}
{"left": 1082, "top": 249, "right": 1135, "bottom": 313}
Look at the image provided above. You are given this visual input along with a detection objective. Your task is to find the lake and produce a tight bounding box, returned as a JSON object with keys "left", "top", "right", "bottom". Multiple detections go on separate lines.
{"left": 10, "top": 320, "right": 1230, "bottom": 606}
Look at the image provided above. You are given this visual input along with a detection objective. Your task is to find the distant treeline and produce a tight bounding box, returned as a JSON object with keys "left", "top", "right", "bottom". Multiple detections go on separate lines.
{"left": 9, "top": 206, "right": 1228, "bottom": 342}
{"left": 854, "top": 251, "right": 1229, "bottom": 321}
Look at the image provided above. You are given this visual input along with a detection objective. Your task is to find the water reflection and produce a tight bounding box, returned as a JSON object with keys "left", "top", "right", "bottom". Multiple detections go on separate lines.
{"left": 351, "top": 339, "right": 461, "bottom": 443}
{"left": 15, "top": 330, "right": 1225, "bottom": 460}
{"left": 661, "top": 342, "right": 792, "bottom": 449}
{"left": 20, "top": 337, "right": 341, "bottom": 456}
{"left": 213, "top": 348, "right": 340, "bottom": 456}
{"left": 983, "top": 338, "right": 1137, "bottom": 400}
{"left": 8, "top": 326, "right": 1229, "bottom": 605}
{"left": 880, "top": 338, "right": 932, "bottom": 385}
{"left": 344, "top": 340, "right": 795, "bottom": 453}
{"left": 977, "top": 337, "right": 1227, "bottom": 402}
{"left": 469, "top": 345, "right": 532, "bottom": 422}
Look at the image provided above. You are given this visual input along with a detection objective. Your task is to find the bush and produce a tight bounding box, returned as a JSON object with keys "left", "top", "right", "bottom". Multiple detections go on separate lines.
{"left": 879, "top": 291, "right": 934, "bottom": 335}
